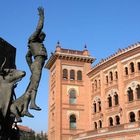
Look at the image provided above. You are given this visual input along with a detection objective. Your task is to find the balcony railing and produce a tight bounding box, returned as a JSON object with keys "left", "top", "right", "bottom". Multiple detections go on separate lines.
{"left": 69, "top": 99, "right": 76, "bottom": 104}
{"left": 70, "top": 123, "right": 76, "bottom": 129}
{"left": 61, "top": 49, "right": 83, "bottom": 55}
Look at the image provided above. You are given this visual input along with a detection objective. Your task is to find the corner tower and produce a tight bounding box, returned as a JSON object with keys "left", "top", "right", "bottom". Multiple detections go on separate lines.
{"left": 45, "top": 42, "right": 95, "bottom": 140}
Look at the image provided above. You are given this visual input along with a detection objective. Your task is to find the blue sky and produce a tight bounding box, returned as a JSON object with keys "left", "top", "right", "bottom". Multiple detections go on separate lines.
{"left": 0, "top": 0, "right": 140, "bottom": 132}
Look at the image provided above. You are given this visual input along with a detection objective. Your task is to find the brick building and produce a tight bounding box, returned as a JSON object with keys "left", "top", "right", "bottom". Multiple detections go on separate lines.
{"left": 46, "top": 42, "right": 140, "bottom": 140}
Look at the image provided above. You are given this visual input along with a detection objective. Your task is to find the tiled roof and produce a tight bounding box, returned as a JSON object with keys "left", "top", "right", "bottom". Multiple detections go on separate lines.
{"left": 18, "top": 125, "right": 33, "bottom": 132}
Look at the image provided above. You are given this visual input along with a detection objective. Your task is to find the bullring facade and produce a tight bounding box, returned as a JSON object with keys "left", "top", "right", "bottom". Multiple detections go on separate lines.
{"left": 46, "top": 42, "right": 140, "bottom": 140}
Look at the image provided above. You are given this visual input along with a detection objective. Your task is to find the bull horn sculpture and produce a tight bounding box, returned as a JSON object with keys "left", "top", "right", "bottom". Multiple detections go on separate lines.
{"left": 0, "top": 57, "right": 6, "bottom": 75}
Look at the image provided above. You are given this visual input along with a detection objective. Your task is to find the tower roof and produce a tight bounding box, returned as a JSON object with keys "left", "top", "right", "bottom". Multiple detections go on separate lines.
{"left": 45, "top": 44, "right": 95, "bottom": 69}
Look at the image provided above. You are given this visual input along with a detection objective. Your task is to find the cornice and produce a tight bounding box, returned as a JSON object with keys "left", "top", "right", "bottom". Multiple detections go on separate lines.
{"left": 87, "top": 42, "right": 140, "bottom": 76}
{"left": 45, "top": 53, "right": 58, "bottom": 69}
{"left": 45, "top": 52, "right": 95, "bottom": 69}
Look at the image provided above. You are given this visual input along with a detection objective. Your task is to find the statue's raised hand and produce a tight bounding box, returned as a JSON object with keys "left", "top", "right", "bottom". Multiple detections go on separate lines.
{"left": 38, "top": 7, "right": 44, "bottom": 16}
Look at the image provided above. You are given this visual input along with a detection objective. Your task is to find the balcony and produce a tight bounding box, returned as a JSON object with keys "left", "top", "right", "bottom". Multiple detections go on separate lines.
{"left": 125, "top": 99, "right": 140, "bottom": 109}
{"left": 69, "top": 99, "right": 76, "bottom": 104}
{"left": 62, "top": 79, "right": 83, "bottom": 86}
{"left": 106, "top": 105, "right": 120, "bottom": 115}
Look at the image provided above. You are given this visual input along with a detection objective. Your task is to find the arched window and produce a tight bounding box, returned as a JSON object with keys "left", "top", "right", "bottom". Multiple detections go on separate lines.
{"left": 129, "top": 112, "right": 135, "bottom": 122}
{"left": 63, "top": 69, "right": 68, "bottom": 79}
{"left": 138, "top": 62, "right": 140, "bottom": 71}
{"left": 99, "top": 120, "right": 102, "bottom": 128}
{"left": 95, "top": 80, "right": 97, "bottom": 89}
{"left": 99, "top": 79, "right": 101, "bottom": 87}
{"left": 93, "top": 102, "right": 96, "bottom": 113}
{"left": 136, "top": 85, "right": 140, "bottom": 99}
{"left": 69, "top": 89, "right": 76, "bottom": 104}
{"left": 52, "top": 112, "right": 54, "bottom": 121}
{"left": 92, "top": 83, "right": 94, "bottom": 92}
{"left": 108, "top": 95, "right": 112, "bottom": 107}
{"left": 114, "top": 93, "right": 119, "bottom": 105}
{"left": 115, "top": 71, "right": 118, "bottom": 79}
{"left": 98, "top": 101, "right": 101, "bottom": 111}
{"left": 130, "top": 62, "right": 135, "bottom": 73}
{"left": 115, "top": 115, "right": 120, "bottom": 125}
{"left": 52, "top": 91, "right": 55, "bottom": 100}
{"left": 94, "top": 122, "right": 97, "bottom": 129}
{"left": 125, "top": 67, "right": 128, "bottom": 75}
{"left": 109, "top": 71, "right": 113, "bottom": 81}
{"left": 70, "top": 70, "right": 75, "bottom": 80}
{"left": 109, "top": 117, "right": 113, "bottom": 126}
{"left": 106, "top": 76, "right": 108, "bottom": 84}
{"left": 77, "top": 70, "right": 82, "bottom": 80}
{"left": 70, "top": 114, "right": 76, "bottom": 129}
{"left": 127, "top": 87, "right": 133, "bottom": 102}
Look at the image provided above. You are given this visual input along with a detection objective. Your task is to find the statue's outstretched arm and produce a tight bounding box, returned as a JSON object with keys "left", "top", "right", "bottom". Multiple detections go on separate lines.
{"left": 29, "top": 7, "right": 44, "bottom": 41}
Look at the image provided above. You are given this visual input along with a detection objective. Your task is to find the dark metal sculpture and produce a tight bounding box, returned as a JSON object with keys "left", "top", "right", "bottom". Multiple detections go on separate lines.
{"left": 26, "top": 7, "right": 47, "bottom": 111}
{"left": 0, "top": 7, "right": 47, "bottom": 140}
{"left": 0, "top": 58, "right": 26, "bottom": 140}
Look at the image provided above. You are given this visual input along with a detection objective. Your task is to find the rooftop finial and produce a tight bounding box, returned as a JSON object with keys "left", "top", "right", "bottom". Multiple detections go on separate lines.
{"left": 84, "top": 44, "right": 88, "bottom": 51}
{"left": 56, "top": 40, "right": 61, "bottom": 48}
{"left": 83, "top": 44, "right": 89, "bottom": 56}
{"left": 84, "top": 44, "right": 87, "bottom": 49}
{"left": 118, "top": 48, "right": 122, "bottom": 53}
{"left": 57, "top": 41, "right": 60, "bottom": 45}
{"left": 56, "top": 40, "right": 61, "bottom": 52}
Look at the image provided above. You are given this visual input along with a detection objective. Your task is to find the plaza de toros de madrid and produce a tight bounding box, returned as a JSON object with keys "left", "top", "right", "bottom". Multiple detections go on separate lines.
{"left": 45, "top": 42, "right": 140, "bottom": 140}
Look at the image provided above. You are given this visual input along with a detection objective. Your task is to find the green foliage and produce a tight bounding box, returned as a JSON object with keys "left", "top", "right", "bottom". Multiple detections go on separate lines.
{"left": 19, "top": 130, "right": 48, "bottom": 140}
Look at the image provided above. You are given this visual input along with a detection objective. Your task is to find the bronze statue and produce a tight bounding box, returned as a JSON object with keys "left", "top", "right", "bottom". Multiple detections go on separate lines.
{"left": 0, "top": 60, "right": 26, "bottom": 119}
{"left": 26, "top": 7, "right": 47, "bottom": 111}
{"left": 9, "top": 7, "right": 47, "bottom": 122}
{"left": 0, "top": 59, "right": 26, "bottom": 139}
